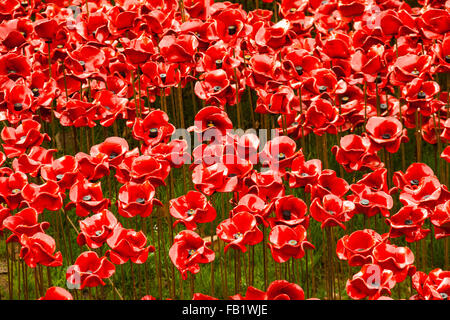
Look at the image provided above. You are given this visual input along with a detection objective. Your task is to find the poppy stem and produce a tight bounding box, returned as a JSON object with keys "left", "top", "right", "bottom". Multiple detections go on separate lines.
{"left": 262, "top": 225, "right": 268, "bottom": 290}
{"left": 190, "top": 273, "right": 195, "bottom": 298}
{"left": 130, "top": 262, "right": 137, "bottom": 300}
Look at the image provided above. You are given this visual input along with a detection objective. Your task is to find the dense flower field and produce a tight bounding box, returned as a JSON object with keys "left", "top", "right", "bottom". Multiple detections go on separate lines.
{"left": 0, "top": 0, "right": 448, "bottom": 301}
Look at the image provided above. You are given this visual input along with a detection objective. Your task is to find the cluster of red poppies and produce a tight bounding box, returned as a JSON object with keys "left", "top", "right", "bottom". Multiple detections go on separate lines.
{"left": 0, "top": 0, "right": 449, "bottom": 300}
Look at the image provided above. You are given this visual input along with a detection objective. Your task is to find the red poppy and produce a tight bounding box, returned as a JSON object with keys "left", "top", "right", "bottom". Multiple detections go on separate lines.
{"left": 169, "top": 191, "right": 216, "bottom": 231}
{"left": 19, "top": 232, "right": 63, "bottom": 268}
{"left": 66, "top": 179, "right": 110, "bottom": 217}
{"left": 127, "top": 154, "right": 171, "bottom": 186}
{"left": 159, "top": 34, "right": 199, "bottom": 64}
{"left": 66, "top": 251, "right": 115, "bottom": 290}
{"left": 231, "top": 194, "right": 270, "bottom": 226}
{"left": 310, "top": 194, "right": 355, "bottom": 229}
{"left": 393, "top": 163, "right": 436, "bottom": 192}
{"left": 348, "top": 184, "right": 393, "bottom": 218}
{"left": 194, "top": 69, "right": 236, "bottom": 106}
{"left": 259, "top": 136, "right": 303, "bottom": 172}
{"left": 64, "top": 45, "right": 106, "bottom": 79}
{"left": 255, "top": 86, "right": 299, "bottom": 115}
{"left": 232, "top": 280, "right": 305, "bottom": 300}
{"left": 431, "top": 200, "right": 450, "bottom": 239}
{"left": 386, "top": 205, "right": 430, "bottom": 242}
{"left": 146, "top": 139, "right": 191, "bottom": 168}
{"left": 332, "top": 134, "right": 382, "bottom": 172}
{"left": 75, "top": 152, "right": 110, "bottom": 182}
{"left": 0, "top": 171, "right": 28, "bottom": 210}
{"left": 216, "top": 212, "right": 263, "bottom": 253}
{"left": 141, "top": 61, "right": 181, "bottom": 88}
{"left": 244, "top": 170, "right": 285, "bottom": 201}
{"left": 267, "top": 195, "right": 309, "bottom": 229}
{"left": 372, "top": 242, "right": 416, "bottom": 283}
{"left": 346, "top": 264, "right": 396, "bottom": 300}
{"left": 1, "top": 119, "right": 50, "bottom": 158}
{"left": 40, "top": 155, "right": 79, "bottom": 190}
{"left": 305, "top": 98, "right": 344, "bottom": 136}
{"left": 398, "top": 176, "right": 442, "bottom": 208}
{"left": 268, "top": 224, "right": 314, "bottom": 263}
{"left": 90, "top": 137, "right": 129, "bottom": 168}
{"left": 3, "top": 207, "right": 49, "bottom": 243}
{"left": 93, "top": 90, "right": 128, "bottom": 127}
{"left": 287, "top": 158, "right": 322, "bottom": 188}
{"left": 169, "top": 230, "right": 215, "bottom": 280}
{"left": 39, "top": 287, "right": 73, "bottom": 300}
{"left": 306, "top": 169, "right": 349, "bottom": 200}
{"left": 0, "top": 52, "right": 31, "bottom": 80}
{"left": 77, "top": 209, "right": 119, "bottom": 249}
{"left": 11, "top": 146, "right": 56, "bottom": 177}
{"left": 132, "top": 109, "right": 176, "bottom": 147}
{"left": 336, "top": 229, "right": 385, "bottom": 266}
{"left": 106, "top": 224, "right": 155, "bottom": 265}
{"left": 389, "top": 54, "right": 432, "bottom": 86}
{"left": 411, "top": 268, "right": 450, "bottom": 300}
{"left": 57, "top": 99, "right": 97, "bottom": 128}
{"left": 188, "top": 105, "right": 232, "bottom": 138}
{"left": 365, "top": 116, "right": 409, "bottom": 153}
{"left": 21, "top": 180, "right": 63, "bottom": 214}
{"left": 117, "top": 181, "right": 161, "bottom": 218}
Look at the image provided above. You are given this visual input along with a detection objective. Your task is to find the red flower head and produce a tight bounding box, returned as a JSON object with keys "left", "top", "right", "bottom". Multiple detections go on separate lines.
{"left": 1, "top": 119, "right": 50, "bottom": 158}
{"left": 132, "top": 109, "right": 175, "bottom": 147}
{"left": 117, "top": 181, "right": 161, "bottom": 218}
{"left": 288, "top": 158, "right": 322, "bottom": 188}
{"left": 351, "top": 45, "right": 385, "bottom": 82}
{"left": 169, "top": 230, "right": 215, "bottom": 280}
{"left": 307, "top": 169, "right": 349, "bottom": 200}
{"left": 66, "top": 179, "right": 110, "bottom": 217}
{"left": 123, "top": 35, "right": 156, "bottom": 66}
{"left": 244, "top": 170, "right": 285, "bottom": 201}
{"left": 373, "top": 242, "right": 416, "bottom": 283}
{"left": 231, "top": 194, "right": 270, "bottom": 226}
{"left": 213, "top": 6, "right": 251, "bottom": 45}
{"left": 3, "top": 207, "right": 49, "bottom": 243}
{"left": 21, "top": 180, "right": 63, "bottom": 214}
{"left": 255, "top": 85, "right": 299, "bottom": 115}
{"left": 106, "top": 224, "right": 155, "bottom": 265}
{"left": 232, "top": 280, "right": 305, "bottom": 300}
{"left": 336, "top": 229, "right": 385, "bottom": 266}
{"left": 332, "top": 134, "right": 382, "bottom": 172}
{"left": 159, "top": 34, "right": 199, "bottom": 64}
{"left": 431, "top": 201, "right": 450, "bottom": 239}
{"left": 267, "top": 195, "right": 309, "bottom": 229}
{"left": 310, "top": 194, "right": 355, "bottom": 229}
{"left": 305, "top": 98, "right": 344, "bottom": 136}
{"left": 19, "top": 232, "right": 63, "bottom": 268}
{"left": 77, "top": 209, "right": 119, "bottom": 249}
{"left": 169, "top": 191, "right": 216, "bottom": 231}
{"left": 386, "top": 205, "right": 430, "bottom": 242}
{"left": 40, "top": 155, "right": 79, "bottom": 190}
{"left": 146, "top": 139, "right": 191, "bottom": 168}
{"left": 255, "top": 19, "right": 295, "bottom": 51}
{"left": 268, "top": 225, "right": 315, "bottom": 263}
{"left": 66, "top": 251, "right": 115, "bottom": 290}
{"left": 398, "top": 176, "right": 442, "bottom": 209}
{"left": 64, "top": 45, "right": 106, "bottom": 79}
{"left": 127, "top": 154, "right": 171, "bottom": 186}
{"left": 90, "top": 137, "right": 129, "bottom": 168}
{"left": 141, "top": 61, "right": 181, "bottom": 88}
{"left": 393, "top": 163, "right": 436, "bottom": 193}
{"left": 39, "top": 287, "right": 73, "bottom": 300}
{"left": 216, "top": 212, "right": 263, "bottom": 253}
{"left": 188, "top": 106, "right": 233, "bottom": 144}
{"left": 365, "top": 116, "right": 409, "bottom": 153}
{"left": 194, "top": 69, "right": 236, "bottom": 106}
{"left": 346, "top": 264, "right": 396, "bottom": 300}
{"left": 0, "top": 171, "right": 28, "bottom": 210}
{"left": 0, "top": 52, "right": 31, "bottom": 80}
{"left": 75, "top": 152, "right": 110, "bottom": 182}
{"left": 402, "top": 79, "right": 441, "bottom": 116}
{"left": 12, "top": 146, "right": 56, "bottom": 177}
{"left": 411, "top": 269, "right": 450, "bottom": 300}
{"left": 389, "top": 54, "right": 432, "bottom": 86}
{"left": 418, "top": 8, "right": 450, "bottom": 39}
{"left": 348, "top": 184, "right": 393, "bottom": 218}
{"left": 259, "top": 136, "right": 303, "bottom": 172}
{"left": 93, "top": 90, "right": 128, "bottom": 127}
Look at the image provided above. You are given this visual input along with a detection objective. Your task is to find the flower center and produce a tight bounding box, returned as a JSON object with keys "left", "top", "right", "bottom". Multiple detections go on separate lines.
{"left": 187, "top": 249, "right": 196, "bottom": 257}
{"left": 288, "top": 240, "right": 298, "bottom": 246}
{"left": 360, "top": 199, "right": 370, "bottom": 206}
{"left": 233, "top": 232, "right": 243, "bottom": 240}
{"left": 11, "top": 188, "right": 21, "bottom": 194}
{"left": 410, "top": 179, "right": 419, "bottom": 186}
{"left": 13, "top": 103, "right": 23, "bottom": 111}
{"left": 291, "top": 121, "right": 299, "bottom": 126}
{"left": 411, "top": 68, "right": 419, "bottom": 76}
{"left": 295, "top": 66, "right": 303, "bottom": 76}
{"left": 32, "top": 88, "right": 39, "bottom": 97}
{"left": 440, "top": 293, "right": 448, "bottom": 300}
{"left": 300, "top": 172, "right": 309, "bottom": 177}
{"left": 18, "top": 136, "right": 26, "bottom": 143}
{"left": 149, "top": 128, "right": 158, "bottom": 138}
{"left": 341, "top": 96, "right": 349, "bottom": 103}
{"left": 215, "top": 59, "right": 223, "bottom": 69}
{"left": 228, "top": 25, "right": 237, "bottom": 35}
{"left": 422, "top": 194, "right": 431, "bottom": 200}
{"left": 445, "top": 55, "right": 450, "bottom": 63}
{"left": 318, "top": 85, "right": 327, "bottom": 93}
{"left": 213, "top": 86, "right": 222, "bottom": 92}
{"left": 95, "top": 230, "right": 103, "bottom": 236}
{"left": 187, "top": 209, "right": 195, "bottom": 216}
{"left": 327, "top": 210, "right": 335, "bottom": 215}
{"left": 207, "top": 120, "right": 215, "bottom": 128}
{"left": 109, "top": 151, "right": 118, "bottom": 159}
{"left": 278, "top": 153, "right": 286, "bottom": 160}
{"left": 136, "top": 198, "right": 145, "bottom": 204}
{"left": 160, "top": 73, "right": 167, "bottom": 83}
{"left": 282, "top": 210, "right": 291, "bottom": 220}
{"left": 56, "top": 174, "right": 64, "bottom": 181}
{"left": 382, "top": 133, "right": 391, "bottom": 139}
{"left": 417, "top": 91, "right": 426, "bottom": 99}
{"left": 289, "top": 8, "right": 297, "bottom": 13}
{"left": 379, "top": 103, "right": 388, "bottom": 111}
{"left": 404, "top": 219, "right": 413, "bottom": 225}
{"left": 82, "top": 195, "right": 92, "bottom": 201}
{"left": 244, "top": 54, "right": 252, "bottom": 60}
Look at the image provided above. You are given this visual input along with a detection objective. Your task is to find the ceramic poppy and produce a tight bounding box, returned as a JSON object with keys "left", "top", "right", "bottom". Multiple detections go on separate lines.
{"left": 169, "top": 191, "right": 216, "bottom": 230}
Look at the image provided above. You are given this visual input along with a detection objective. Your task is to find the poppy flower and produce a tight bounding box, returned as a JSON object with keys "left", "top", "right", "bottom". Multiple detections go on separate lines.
{"left": 106, "top": 224, "right": 155, "bottom": 265}
{"left": 21, "top": 180, "right": 63, "bottom": 214}
{"left": 351, "top": 45, "right": 385, "bottom": 82}
{"left": 389, "top": 54, "right": 432, "bottom": 86}
{"left": 169, "top": 230, "right": 215, "bottom": 280}
{"left": 169, "top": 191, "right": 216, "bottom": 231}
{"left": 310, "top": 194, "right": 355, "bottom": 229}
{"left": 402, "top": 78, "right": 441, "bottom": 116}
{"left": 64, "top": 45, "right": 106, "bottom": 79}
{"left": 213, "top": 7, "right": 251, "bottom": 45}
{"left": 386, "top": 205, "right": 431, "bottom": 242}
{"left": 127, "top": 154, "right": 171, "bottom": 186}
{"left": 231, "top": 194, "right": 270, "bottom": 226}
{"left": 93, "top": 90, "right": 128, "bottom": 127}
{"left": 66, "top": 179, "right": 110, "bottom": 217}
{"left": 306, "top": 169, "right": 349, "bottom": 200}
{"left": 348, "top": 184, "right": 393, "bottom": 218}
{"left": 90, "top": 137, "right": 129, "bottom": 168}
{"left": 267, "top": 195, "right": 309, "bottom": 229}
{"left": 159, "top": 34, "right": 199, "bottom": 64}
{"left": 232, "top": 280, "right": 305, "bottom": 300}
{"left": 259, "top": 136, "right": 303, "bottom": 172}
{"left": 57, "top": 99, "right": 97, "bottom": 128}
{"left": 398, "top": 176, "right": 442, "bottom": 209}
{"left": 141, "top": 61, "right": 181, "bottom": 88}
{"left": 123, "top": 35, "right": 156, "bottom": 66}
{"left": 75, "top": 152, "right": 110, "bottom": 182}
{"left": 117, "top": 181, "right": 162, "bottom": 218}
{"left": 287, "top": 158, "right": 322, "bottom": 188}
{"left": 255, "top": 86, "right": 299, "bottom": 115}
{"left": 411, "top": 268, "right": 450, "bottom": 300}
{"left": 216, "top": 212, "right": 263, "bottom": 253}
{"left": 40, "top": 155, "right": 80, "bottom": 190}
{"left": 0, "top": 52, "right": 31, "bottom": 80}
{"left": 305, "top": 98, "right": 344, "bottom": 136}
{"left": 332, "top": 134, "right": 382, "bottom": 172}
{"left": 0, "top": 171, "right": 28, "bottom": 210}
{"left": 39, "top": 287, "right": 73, "bottom": 300}
{"left": 268, "top": 225, "right": 315, "bottom": 263}
{"left": 132, "top": 109, "right": 176, "bottom": 147}
{"left": 431, "top": 201, "right": 450, "bottom": 239}
{"left": 77, "top": 209, "right": 119, "bottom": 249}
{"left": 393, "top": 163, "right": 436, "bottom": 192}
{"left": 19, "top": 232, "right": 63, "bottom": 268}
{"left": 146, "top": 139, "right": 191, "bottom": 168}
{"left": 194, "top": 69, "right": 236, "bottom": 106}
{"left": 336, "top": 229, "right": 385, "bottom": 266}
{"left": 365, "top": 116, "right": 409, "bottom": 153}
{"left": 244, "top": 170, "right": 285, "bottom": 201}
{"left": 346, "top": 264, "right": 396, "bottom": 300}
{"left": 3, "top": 207, "right": 50, "bottom": 243}
{"left": 66, "top": 251, "right": 115, "bottom": 290}
{"left": 11, "top": 146, "right": 56, "bottom": 177}
{"left": 1, "top": 119, "right": 50, "bottom": 158}
{"left": 372, "top": 242, "right": 416, "bottom": 283}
